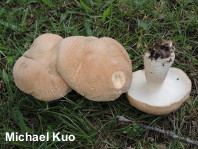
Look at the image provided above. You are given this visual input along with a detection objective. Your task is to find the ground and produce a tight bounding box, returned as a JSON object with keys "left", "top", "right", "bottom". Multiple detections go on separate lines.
{"left": 0, "top": 0, "right": 197, "bottom": 148}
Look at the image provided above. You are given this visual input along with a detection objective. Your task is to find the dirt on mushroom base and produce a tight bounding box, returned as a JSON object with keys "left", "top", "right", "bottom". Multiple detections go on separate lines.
{"left": 148, "top": 40, "right": 175, "bottom": 60}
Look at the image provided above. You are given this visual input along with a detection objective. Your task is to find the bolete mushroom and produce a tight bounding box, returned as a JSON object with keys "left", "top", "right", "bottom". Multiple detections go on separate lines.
{"left": 13, "top": 33, "right": 71, "bottom": 101}
{"left": 57, "top": 36, "right": 132, "bottom": 101}
{"left": 127, "top": 40, "right": 191, "bottom": 115}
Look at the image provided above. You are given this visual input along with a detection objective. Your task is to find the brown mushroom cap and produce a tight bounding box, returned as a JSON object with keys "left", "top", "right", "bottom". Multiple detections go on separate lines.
{"left": 13, "top": 33, "right": 71, "bottom": 101}
{"left": 57, "top": 36, "right": 132, "bottom": 101}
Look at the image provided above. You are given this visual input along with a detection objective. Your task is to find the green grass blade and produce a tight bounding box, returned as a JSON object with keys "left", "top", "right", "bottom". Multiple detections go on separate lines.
{"left": 20, "top": 7, "right": 29, "bottom": 27}
{"left": 97, "top": 0, "right": 102, "bottom": 11}
{"left": 0, "top": 20, "right": 23, "bottom": 32}
{"left": 137, "top": 19, "right": 148, "bottom": 30}
{"left": 11, "top": 141, "right": 32, "bottom": 148}
{"left": 41, "top": 0, "right": 55, "bottom": 7}
{"left": 102, "top": 6, "right": 111, "bottom": 23}
{"left": 80, "top": 0, "right": 95, "bottom": 13}
{"left": 84, "top": 21, "right": 92, "bottom": 36}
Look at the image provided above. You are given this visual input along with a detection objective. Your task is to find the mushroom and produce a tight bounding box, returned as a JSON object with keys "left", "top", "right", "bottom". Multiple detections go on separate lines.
{"left": 13, "top": 33, "right": 71, "bottom": 101}
{"left": 127, "top": 40, "right": 191, "bottom": 115}
{"left": 57, "top": 36, "right": 132, "bottom": 101}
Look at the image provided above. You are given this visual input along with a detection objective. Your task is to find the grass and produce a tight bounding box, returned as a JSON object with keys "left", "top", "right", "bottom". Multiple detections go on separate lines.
{"left": 0, "top": 0, "right": 197, "bottom": 148}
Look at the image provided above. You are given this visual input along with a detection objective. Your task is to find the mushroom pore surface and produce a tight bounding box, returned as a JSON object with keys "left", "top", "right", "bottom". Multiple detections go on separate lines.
{"left": 57, "top": 36, "right": 132, "bottom": 101}
{"left": 13, "top": 33, "right": 71, "bottom": 101}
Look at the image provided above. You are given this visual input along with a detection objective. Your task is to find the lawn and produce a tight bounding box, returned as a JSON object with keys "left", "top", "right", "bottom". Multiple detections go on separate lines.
{"left": 0, "top": 0, "right": 197, "bottom": 148}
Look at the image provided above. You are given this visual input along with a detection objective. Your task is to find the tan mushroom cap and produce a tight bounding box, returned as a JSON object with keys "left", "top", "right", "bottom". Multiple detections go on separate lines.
{"left": 127, "top": 68, "right": 192, "bottom": 115}
{"left": 57, "top": 36, "right": 132, "bottom": 101}
{"left": 13, "top": 33, "right": 71, "bottom": 101}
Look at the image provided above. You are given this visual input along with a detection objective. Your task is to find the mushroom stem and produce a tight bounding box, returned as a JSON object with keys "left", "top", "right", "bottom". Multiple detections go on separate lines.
{"left": 144, "top": 40, "right": 175, "bottom": 89}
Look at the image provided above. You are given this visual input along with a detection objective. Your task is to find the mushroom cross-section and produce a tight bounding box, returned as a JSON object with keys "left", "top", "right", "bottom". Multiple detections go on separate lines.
{"left": 57, "top": 36, "right": 132, "bottom": 101}
{"left": 13, "top": 33, "right": 71, "bottom": 101}
{"left": 127, "top": 40, "right": 191, "bottom": 115}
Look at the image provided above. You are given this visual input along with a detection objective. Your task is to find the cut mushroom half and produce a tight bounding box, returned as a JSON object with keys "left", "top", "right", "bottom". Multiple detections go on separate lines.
{"left": 127, "top": 40, "right": 191, "bottom": 115}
